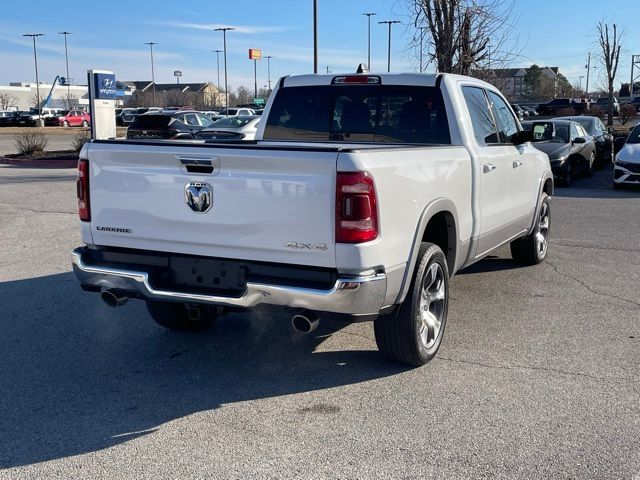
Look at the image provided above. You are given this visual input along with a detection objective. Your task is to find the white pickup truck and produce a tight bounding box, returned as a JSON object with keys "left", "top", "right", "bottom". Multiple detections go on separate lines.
{"left": 72, "top": 72, "right": 553, "bottom": 366}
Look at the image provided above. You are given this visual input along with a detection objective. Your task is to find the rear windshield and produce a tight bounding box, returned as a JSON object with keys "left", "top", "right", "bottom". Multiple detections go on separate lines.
{"left": 130, "top": 115, "right": 172, "bottom": 129}
{"left": 263, "top": 85, "right": 451, "bottom": 144}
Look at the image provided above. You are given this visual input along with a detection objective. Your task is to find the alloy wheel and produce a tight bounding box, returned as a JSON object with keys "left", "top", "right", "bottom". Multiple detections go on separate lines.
{"left": 418, "top": 263, "right": 446, "bottom": 349}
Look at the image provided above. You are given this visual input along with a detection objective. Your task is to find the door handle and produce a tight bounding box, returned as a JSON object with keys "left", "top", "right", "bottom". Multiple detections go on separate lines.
{"left": 483, "top": 163, "right": 496, "bottom": 173}
{"left": 513, "top": 160, "right": 523, "bottom": 168}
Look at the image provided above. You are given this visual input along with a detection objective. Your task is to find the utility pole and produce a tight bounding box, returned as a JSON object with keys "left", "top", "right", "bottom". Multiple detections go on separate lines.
{"left": 378, "top": 20, "right": 400, "bottom": 73}
{"left": 578, "top": 75, "right": 584, "bottom": 92}
{"left": 144, "top": 42, "right": 157, "bottom": 104}
{"left": 585, "top": 52, "right": 591, "bottom": 98}
{"left": 23, "top": 33, "right": 44, "bottom": 122}
{"left": 215, "top": 27, "right": 234, "bottom": 113}
{"left": 419, "top": 26, "right": 427, "bottom": 73}
{"left": 363, "top": 12, "right": 376, "bottom": 70}
{"left": 58, "top": 32, "right": 72, "bottom": 106}
{"left": 326, "top": 66, "right": 331, "bottom": 74}
{"left": 631, "top": 55, "right": 640, "bottom": 99}
{"left": 265, "top": 55, "right": 274, "bottom": 92}
{"left": 313, "top": 0, "right": 318, "bottom": 73}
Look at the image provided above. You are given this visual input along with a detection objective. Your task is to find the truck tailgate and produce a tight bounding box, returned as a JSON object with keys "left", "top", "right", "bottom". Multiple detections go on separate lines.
{"left": 86, "top": 142, "right": 338, "bottom": 268}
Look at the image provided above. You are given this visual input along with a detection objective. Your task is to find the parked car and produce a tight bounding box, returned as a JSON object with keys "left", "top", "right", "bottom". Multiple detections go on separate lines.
{"left": 195, "top": 116, "right": 260, "bottom": 141}
{"left": 73, "top": 72, "right": 553, "bottom": 367}
{"left": 537, "top": 98, "right": 587, "bottom": 116}
{"left": 46, "top": 109, "right": 91, "bottom": 127}
{"left": 555, "top": 115, "right": 614, "bottom": 166}
{"left": 116, "top": 108, "right": 139, "bottom": 126}
{"left": 595, "top": 97, "right": 620, "bottom": 116}
{"left": 523, "top": 119, "right": 596, "bottom": 185}
{"left": 630, "top": 96, "right": 640, "bottom": 112}
{"left": 613, "top": 123, "right": 640, "bottom": 189}
{"left": 219, "top": 107, "right": 255, "bottom": 116}
{"left": 521, "top": 105, "right": 538, "bottom": 116}
{"left": 126, "top": 110, "right": 215, "bottom": 139}
{"left": 18, "top": 108, "right": 64, "bottom": 126}
{"left": 0, "top": 111, "right": 23, "bottom": 127}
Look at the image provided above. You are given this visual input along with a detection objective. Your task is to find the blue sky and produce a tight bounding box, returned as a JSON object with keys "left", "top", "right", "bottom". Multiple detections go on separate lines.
{"left": 0, "top": 0, "right": 638, "bottom": 91}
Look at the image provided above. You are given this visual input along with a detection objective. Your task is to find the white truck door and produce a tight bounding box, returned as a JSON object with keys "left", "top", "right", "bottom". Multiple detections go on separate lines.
{"left": 486, "top": 90, "right": 538, "bottom": 233}
{"left": 461, "top": 86, "right": 514, "bottom": 257}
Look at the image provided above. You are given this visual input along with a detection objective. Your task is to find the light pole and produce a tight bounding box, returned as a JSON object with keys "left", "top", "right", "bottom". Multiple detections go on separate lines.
{"left": 419, "top": 26, "right": 427, "bottom": 73}
{"left": 144, "top": 42, "right": 157, "bottom": 104}
{"left": 585, "top": 52, "right": 595, "bottom": 98}
{"left": 23, "top": 33, "right": 44, "bottom": 121}
{"left": 378, "top": 20, "right": 400, "bottom": 73}
{"left": 58, "top": 32, "right": 72, "bottom": 107}
{"left": 215, "top": 27, "right": 234, "bottom": 113}
{"left": 578, "top": 75, "right": 584, "bottom": 93}
{"left": 265, "top": 55, "right": 274, "bottom": 92}
{"left": 213, "top": 50, "right": 222, "bottom": 95}
{"left": 313, "top": 0, "right": 318, "bottom": 73}
{"left": 363, "top": 12, "right": 376, "bottom": 70}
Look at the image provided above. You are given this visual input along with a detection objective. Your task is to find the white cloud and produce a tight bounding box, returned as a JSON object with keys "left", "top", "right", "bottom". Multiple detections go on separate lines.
{"left": 150, "top": 21, "right": 298, "bottom": 35}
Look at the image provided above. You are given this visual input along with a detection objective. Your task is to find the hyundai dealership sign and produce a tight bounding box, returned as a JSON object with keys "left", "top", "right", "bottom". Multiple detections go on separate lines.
{"left": 93, "top": 72, "right": 117, "bottom": 99}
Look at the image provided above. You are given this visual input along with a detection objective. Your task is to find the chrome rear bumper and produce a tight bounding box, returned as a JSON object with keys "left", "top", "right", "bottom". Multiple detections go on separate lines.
{"left": 71, "top": 248, "right": 386, "bottom": 316}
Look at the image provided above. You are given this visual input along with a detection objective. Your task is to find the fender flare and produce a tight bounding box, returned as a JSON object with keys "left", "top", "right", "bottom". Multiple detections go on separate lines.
{"left": 395, "top": 198, "right": 460, "bottom": 305}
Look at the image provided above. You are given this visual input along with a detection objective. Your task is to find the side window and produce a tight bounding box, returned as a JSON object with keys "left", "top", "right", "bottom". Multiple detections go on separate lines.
{"left": 487, "top": 91, "right": 519, "bottom": 143}
{"left": 184, "top": 114, "right": 199, "bottom": 126}
{"left": 570, "top": 124, "right": 579, "bottom": 140}
{"left": 462, "top": 86, "right": 498, "bottom": 146}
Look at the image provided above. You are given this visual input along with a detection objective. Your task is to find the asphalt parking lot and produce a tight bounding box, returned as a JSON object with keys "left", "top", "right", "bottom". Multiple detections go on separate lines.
{"left": 0, "top": 164, "right": 639, "bottom": 479}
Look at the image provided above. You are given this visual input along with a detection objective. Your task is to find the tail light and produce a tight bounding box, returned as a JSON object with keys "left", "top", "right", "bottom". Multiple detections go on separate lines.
{"left": 77, "top": 159, "right": 90, "bottom": 221}
{"left": 336, "top": 172, "right": 378, "bottom": 243}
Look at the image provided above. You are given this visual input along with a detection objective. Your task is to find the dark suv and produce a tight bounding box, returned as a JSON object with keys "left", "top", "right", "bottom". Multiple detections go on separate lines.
{"left": 596, "top": 97, "right": 620, "bottom": 116}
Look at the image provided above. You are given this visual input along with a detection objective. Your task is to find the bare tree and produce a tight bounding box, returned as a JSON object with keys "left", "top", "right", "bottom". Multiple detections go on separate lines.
{"left": 596, "top": 21, "right": 623, "bottom": 125}
{"left": 61, "top": 94, "right": 78, "bottom": 110}
{"left": 0, "top": 92, "right": 18, "bottom": 111}
{"left": 407, "top": 0, "right": 520, "bottom": 75}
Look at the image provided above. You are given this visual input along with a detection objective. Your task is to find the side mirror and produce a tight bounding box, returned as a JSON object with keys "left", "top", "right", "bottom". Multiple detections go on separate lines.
{"left": 572, "top": 137, "right": 586, "bottom": 144}
{"left": 512, "top": 130, "right": 533, "bottom": 145}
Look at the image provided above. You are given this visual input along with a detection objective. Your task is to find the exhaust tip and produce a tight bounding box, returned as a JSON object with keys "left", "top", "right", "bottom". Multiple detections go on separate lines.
{"left": 101, "top": 290, "right": 129, "bottom": 308}
{"left": 291, "top": 310, "right": 319, "bottom": 334}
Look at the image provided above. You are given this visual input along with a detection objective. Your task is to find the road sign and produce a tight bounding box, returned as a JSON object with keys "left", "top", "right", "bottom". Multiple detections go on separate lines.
{"left": 249, "top": 49, "right": 262, "bottom": 60}
{"left": 253, "top": 98, "right": 265, "bottom": 105}
{"left": 174, "top": 70, "right": 182, "bottom": 77}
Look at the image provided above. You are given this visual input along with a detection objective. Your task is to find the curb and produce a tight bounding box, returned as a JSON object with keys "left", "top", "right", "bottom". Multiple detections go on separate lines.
{"left": 0, "top": 156, "right": 78, "bottom": 168}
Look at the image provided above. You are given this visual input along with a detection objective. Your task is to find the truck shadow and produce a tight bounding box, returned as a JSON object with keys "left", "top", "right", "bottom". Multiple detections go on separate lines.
{"left": 0, "top": 272, "right": 406, "bottom": 468}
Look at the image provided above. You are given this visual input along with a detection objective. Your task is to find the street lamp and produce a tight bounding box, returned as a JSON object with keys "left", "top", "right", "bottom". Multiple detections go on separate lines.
{"left": 378, "top": 20, "right": 400, "bottom": 73}
{"left": 363, "top": 13, "right": 376, "bottom": 70}
{"left": 313, "top": 0, "right": 318, "bottom": 74}
{"left": 215, "top": 27, "right": 234, "bottom": 113}
{"left": 144, "top": 42, "right": 157, "bottom": 104}
{"left": 23, "top": 33, "right": 44, "bottom": 122}
{"left": 265, "top": 55, "right": 274, "bottom": 92}
{"left": 58, "top": 32, "right": 73, "bottom": 106}
{"left": 213, "top": 50, "right": 222, "bottom": 95}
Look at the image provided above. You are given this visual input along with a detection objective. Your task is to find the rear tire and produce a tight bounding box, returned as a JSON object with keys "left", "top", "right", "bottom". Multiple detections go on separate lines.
{"left": 374, "top": 243, "right": 449, "bottom": 366}
{"left": 510, "top": 194, "right": 550, "bottom": 265}
{"left": 146, "top": 300, "right": 217, "bottom": 331}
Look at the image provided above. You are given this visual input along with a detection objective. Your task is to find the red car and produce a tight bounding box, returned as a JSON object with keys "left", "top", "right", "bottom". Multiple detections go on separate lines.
{"left": 55, "top": 109, "right": 91, "bottom": 127}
